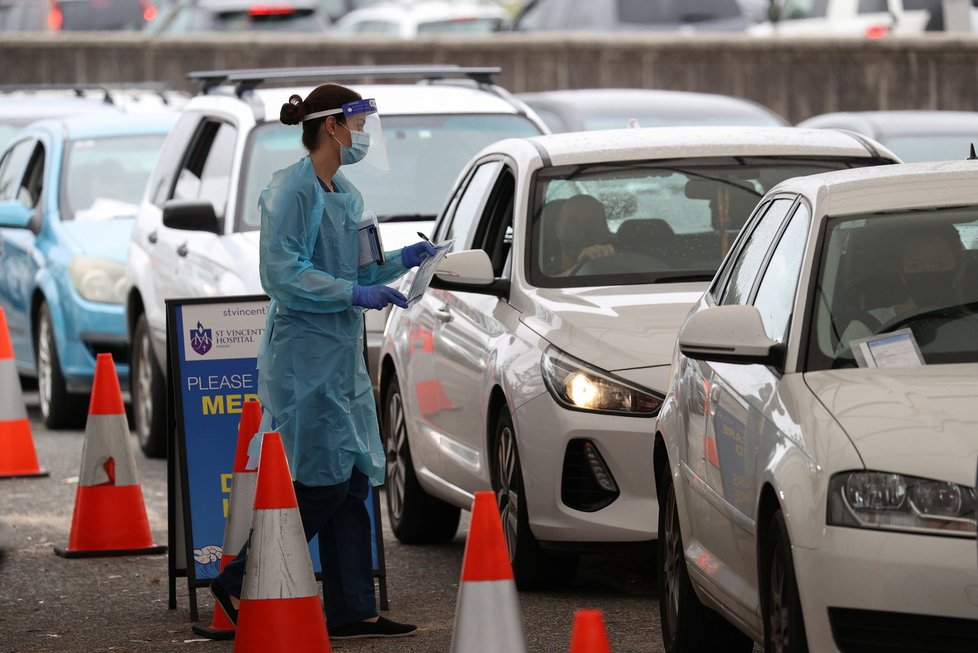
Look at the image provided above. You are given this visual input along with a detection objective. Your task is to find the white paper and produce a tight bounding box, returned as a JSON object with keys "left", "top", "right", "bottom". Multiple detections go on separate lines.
{"left": 851, "top": 328, "right": 925, "bottom": 368}
{"left": 405, "top": 240, "right": 454, "bottom": 307}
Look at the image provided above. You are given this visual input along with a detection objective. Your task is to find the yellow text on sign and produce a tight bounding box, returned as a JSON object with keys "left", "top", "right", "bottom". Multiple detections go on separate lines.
{"left": 221, "top": 473, "right": 233, "bottom": 518}
{"left": 203, "top": 393, "right": 260, "bottom": 415}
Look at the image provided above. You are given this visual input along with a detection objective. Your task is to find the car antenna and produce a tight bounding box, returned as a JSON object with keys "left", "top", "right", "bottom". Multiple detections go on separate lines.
{"left": 968, "top": 143, "right": 977, "bottom": 160}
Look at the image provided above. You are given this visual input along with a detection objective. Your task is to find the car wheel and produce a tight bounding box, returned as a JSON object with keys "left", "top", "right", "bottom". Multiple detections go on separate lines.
{"left": 36, "top": 302, "right": 86, "bottom": 429}
{"left": 132, "top": 313, "right": 167, "bottom": 458}
{"left": 763, "top": 511, "right": 809, "bottom": 653}
{"left": 493, "top": 404, "right": 578, "bottom": 591}
{"left": 382, "top": 372, "right": 460, "bottom": 544}
{"left": 657, "top": 463, "right": 753, "bottom": 653}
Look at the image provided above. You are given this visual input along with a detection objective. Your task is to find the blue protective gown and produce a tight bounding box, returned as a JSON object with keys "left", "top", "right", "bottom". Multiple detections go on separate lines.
{"left": 256, "top": 157, "right": 407, "bottom": 487}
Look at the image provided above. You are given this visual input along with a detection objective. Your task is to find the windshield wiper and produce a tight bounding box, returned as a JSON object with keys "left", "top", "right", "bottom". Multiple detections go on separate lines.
{"left": 651, "top": 272, "right": 715, "bottom": 283}
{"left": 377, "top": 213, "right": 436, "bottom": 223}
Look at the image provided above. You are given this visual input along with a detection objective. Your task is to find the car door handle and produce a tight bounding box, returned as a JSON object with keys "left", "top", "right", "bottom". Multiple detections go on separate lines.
{"left": 435, "top": 307, "right": 452, "bottom": 323}
{"left": 147, "top": 230, "right": 158, "bottom": 245}
{"left": 176, "top": 243, "right": 188, "bottom": 257}
{"left": 709, "top": 383, "right": 721, "bottom": 405}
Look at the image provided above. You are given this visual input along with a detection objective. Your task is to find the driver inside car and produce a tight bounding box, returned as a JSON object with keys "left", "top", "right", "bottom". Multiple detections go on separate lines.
{"left": 553, "top": 194, "right": 616, "bottom": 276}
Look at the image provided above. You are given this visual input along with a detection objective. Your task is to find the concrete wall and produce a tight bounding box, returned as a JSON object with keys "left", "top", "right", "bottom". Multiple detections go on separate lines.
{"left": 2, "top": 34, "right": 978, "bottom": 123}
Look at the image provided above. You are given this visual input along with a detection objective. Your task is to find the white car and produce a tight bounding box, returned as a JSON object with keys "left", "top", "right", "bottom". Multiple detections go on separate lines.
{"left": 332, "top": 0, "right": 507, "bottom": 36}
{"left": 123, "top": 65, "right": 547, "bottom": 457}
{"left": 751, "top": 0, "right": 930, "bottom": 37}
{"left": 654, "top": 160, "right": 978, "bottom": 652}
{"left": 377, "top": 126, "right": 899, "bottom": 588}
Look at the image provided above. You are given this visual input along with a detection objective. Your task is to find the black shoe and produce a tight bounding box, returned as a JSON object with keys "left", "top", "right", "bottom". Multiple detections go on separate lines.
{"left": 328, "top": 616, "right": 417, "bottom": 640}
{"left": 210, "top": 577, "right": 238, "bottom": 626}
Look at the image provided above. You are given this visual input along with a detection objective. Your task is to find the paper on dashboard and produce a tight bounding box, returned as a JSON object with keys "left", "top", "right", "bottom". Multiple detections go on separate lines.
{"left": 851, "top": 328, "right": 925, "bottom": 368}
{"left": 405, "top": 240, "right": 454, "bottom": 307}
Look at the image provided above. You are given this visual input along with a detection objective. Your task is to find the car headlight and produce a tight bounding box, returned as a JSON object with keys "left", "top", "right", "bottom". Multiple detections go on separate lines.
{"left": 541, "top": 346, "right": 662, "bottom": 417}
{"left": 828, "top": 471, "right": 976, "bottom": 538}
{"left": 68, "top": 256, "right": 126, "bottom": 304}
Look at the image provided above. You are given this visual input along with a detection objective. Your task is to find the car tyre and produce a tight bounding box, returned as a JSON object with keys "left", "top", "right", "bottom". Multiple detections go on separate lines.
{"left": 383, "top": 372, "right": 460, "bottom": 544}
{"left": 657, "top": 463, "right": 753, "bottom": 653}
{"left": 493, "top": 404, "right": 578, "bottom": 591}
{"left": 132, "top": 313, "right": 167, "bottom": 458}
{"left": 763, "top": 511, "right": 809, "bottom": 653}
{"left": 36, "top": 302, "right": 86, "bottom": 429}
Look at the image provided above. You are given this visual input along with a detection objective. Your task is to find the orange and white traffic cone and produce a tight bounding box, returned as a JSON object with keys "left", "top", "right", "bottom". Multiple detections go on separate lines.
{"left": 193, "top": 399, "right": 263, "bottom": 640}
{"left": 450, "top": 491, "right": 527, "bottom": 653}
{"left": 568, "top": 609, "right": 612, "bottom": 653}
{"left": 233, "top": 431, "right": 331, "bottom": 653}
{"left": 0, "top": 307, "right": 46, "bottom": 478}
{"left": 54, "top": 353, "right": 166, "bottom": 558}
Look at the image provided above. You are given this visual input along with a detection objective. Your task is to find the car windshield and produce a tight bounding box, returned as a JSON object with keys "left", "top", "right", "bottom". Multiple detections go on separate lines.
{"left": 528, "top": 156, "right": 888, "bottom": 288}
{"left": 62, "top": 134, "right": 165, "bottom": 221}
{"left": 59, "top": 0, "right": 147, "bottom": 29}
{"left": 619, "top": 0, "right": 742, "bottom": 23}
{"left": 239, "top": 113, "right": 542, "bottom": 230}
{"left": 881, "top": 134, "right": 976, "bottom": 163}
{"left": 808, "top": 208, "right": 978, "bottom": 369}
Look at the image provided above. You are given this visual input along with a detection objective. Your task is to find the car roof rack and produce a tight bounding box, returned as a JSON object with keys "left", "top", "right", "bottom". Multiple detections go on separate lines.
{"left": 187, "top": 65, "right": 502, "bottom": 97}
{"left": 0, "top": 82, "right": 182, "bottom": 106}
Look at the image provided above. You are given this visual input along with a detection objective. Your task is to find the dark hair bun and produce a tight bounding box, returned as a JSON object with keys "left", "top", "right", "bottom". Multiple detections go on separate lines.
{"left": 280, "top": 94, "right": 306, "bottom": 126}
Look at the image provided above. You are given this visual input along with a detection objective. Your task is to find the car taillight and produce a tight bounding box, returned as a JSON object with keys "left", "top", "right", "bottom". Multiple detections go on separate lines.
{"left": 143, "top": 4, "right": 157, "bottom": 20}
{"left": 249, "top": 5, "right": 295, "bottom": 15}
{"left": 47, "top": 3, "right": 63, "bottom": 29}
{"left": 864, "top": 24, "right": 889, "bottom": 39}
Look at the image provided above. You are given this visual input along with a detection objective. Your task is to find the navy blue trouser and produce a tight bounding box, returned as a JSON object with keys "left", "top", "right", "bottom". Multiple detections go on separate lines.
{"left": 216, "top": 467, "right": 377, "bottom": 628}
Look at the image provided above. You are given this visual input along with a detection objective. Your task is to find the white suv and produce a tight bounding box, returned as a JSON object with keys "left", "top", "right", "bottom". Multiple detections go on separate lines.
{"left": 124, "top": 65, "right": 548, "bottom": 457}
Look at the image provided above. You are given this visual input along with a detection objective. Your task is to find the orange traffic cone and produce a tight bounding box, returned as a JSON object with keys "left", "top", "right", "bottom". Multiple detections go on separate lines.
{"left": 568, "top": 609, "right": 612, "bottom": 653}
{"left": 450, "top": 491, "right": 527, "bottom": 653}
{"left": 193, "top": 399, "right": 263, "bottom": 641}
{"left": 233, "top": 431, "right": 330, "bottom": 652}
{"left": 54, "top": 353, "right": 166, "bottom": 558}
{"left": 0, "top": 307, "right": 46, "bottom": 478}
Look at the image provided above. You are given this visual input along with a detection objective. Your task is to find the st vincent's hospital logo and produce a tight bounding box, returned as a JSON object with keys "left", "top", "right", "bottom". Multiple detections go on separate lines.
{"left": 190, "top": 322, "right": 213, "bottom": 356}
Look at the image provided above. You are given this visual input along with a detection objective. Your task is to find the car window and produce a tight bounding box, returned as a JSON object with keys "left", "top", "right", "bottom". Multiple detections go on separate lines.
{"left": 442, "top": 161, "right": 502, "bottom": 248}
{"left": 752, "top": 203, "right": 810, "bottom": 343}
{"left": 471, "top": 167, "right": 516, "bottom": 277}
{"left": 19, "top": 142, "right": 43, "bottom": 209}
{"left": 709, "top": 200, "right": 771, "bottom": 299}
{"left": 720, "top": 198, "right": 794, "bottom": 305}
{"left": 63, "top": 134, "right": 166, "bottom": 221}
{"left": 780, "top": 0, "right": 830, "bottom": 19}
{"left": 857, "top": 0, "right": 888, "bottom": 12}
{"left": 173, "top": 121, "right": 236, "bottom": 219}
{"left": 808, "top": 208, "right": 978, "bottom": 369}
{"left": 417, "top": 18, "right": 503, "bottom": 34}
{"left": 527, "top": 157, "right": 878, "bottom": 289}
{"left": 0, "top": 138, "right": 34, "bottom": 202}
{"left": 240, "top": 115, "right": 541, "bottom": 231}
{"left": 618, "top": 0, "right": 742, "bottom": 23}
{"left": 148, "top": 113, "right": 202, "bottom": 208}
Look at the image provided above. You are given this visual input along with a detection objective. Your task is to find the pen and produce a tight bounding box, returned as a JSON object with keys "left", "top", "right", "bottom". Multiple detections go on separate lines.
{"left": 417, "top": 231, "right": 431, "bottom": 243}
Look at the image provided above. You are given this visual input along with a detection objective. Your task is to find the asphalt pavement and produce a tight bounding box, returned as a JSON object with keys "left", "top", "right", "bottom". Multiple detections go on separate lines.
{"left": 0, "top": 386, "right": 670, "bottom": 653}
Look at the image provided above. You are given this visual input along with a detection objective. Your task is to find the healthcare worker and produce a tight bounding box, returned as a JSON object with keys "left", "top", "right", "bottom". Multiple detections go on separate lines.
{"left": 209, "top": 83, "right": 434, "bottom": 640}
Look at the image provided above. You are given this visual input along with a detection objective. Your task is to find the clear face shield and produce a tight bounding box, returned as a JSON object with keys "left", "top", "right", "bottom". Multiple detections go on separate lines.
{"left": 304, "top": 98, "right": 389, "bottom": 172}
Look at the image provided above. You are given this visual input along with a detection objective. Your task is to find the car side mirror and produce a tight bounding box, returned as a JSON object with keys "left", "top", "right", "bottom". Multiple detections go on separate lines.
{"left": 0, "top": 201, "right": 33, "bottom": 229}
{"left": 430, "top": 249, "right": 509, "bottom": 297}
{"left": 679, "top": 305, "right": 785, "bottom": 368}
{"left": 162, "top": 200, "right": 221, "bottom": 235}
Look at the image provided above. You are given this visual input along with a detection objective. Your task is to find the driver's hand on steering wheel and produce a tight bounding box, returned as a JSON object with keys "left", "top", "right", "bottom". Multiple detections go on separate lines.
{"left": 578, "top": 244, "right": 616, "bottom": 263}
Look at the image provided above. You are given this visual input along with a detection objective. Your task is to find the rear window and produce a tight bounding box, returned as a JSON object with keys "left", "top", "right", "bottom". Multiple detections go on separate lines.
{"left": 238, "top": 113, "right": 543, "bottom": 230}
{"left": 619, "top": 0, "right": 742, "bottom": 23}
{"left": 58, "top": 0, "right": 147, "bottom": 30}
{"left": 417, "top": 17, "right": 503, "bottom": 34}
{"left": 213, "top": 7, "right": 324, "bottom": 31}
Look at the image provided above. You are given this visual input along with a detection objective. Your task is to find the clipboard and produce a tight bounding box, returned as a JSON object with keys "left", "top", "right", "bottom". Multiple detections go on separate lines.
{"left": 405, "top": 240, "right": 454, "bottom": 307}
{"left": 358, "top": 210, "right": 385, "bottom": 267}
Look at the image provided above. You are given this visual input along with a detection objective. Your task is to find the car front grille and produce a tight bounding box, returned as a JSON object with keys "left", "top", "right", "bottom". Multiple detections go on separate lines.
{"left": 829, "top": 607, "right": 978, "bottom": 652}
{"left": 560, "top": 439, "right": 620, "bottom": 512}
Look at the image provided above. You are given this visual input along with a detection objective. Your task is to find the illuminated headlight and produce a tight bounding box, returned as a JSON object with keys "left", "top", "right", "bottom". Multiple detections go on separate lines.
{"left": 541, "top": 346, "right": 662, "bottom": 416}
{"left": 828, "top": 471, "right": 976, "bottom": 538}
{"left": 68, "top": 257, "right": 126, "bottom": 304}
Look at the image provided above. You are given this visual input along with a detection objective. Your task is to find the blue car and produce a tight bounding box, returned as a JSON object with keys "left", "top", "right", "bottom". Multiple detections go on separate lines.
{"left": 0, "top": 111, "right": 176, "bottom": 428}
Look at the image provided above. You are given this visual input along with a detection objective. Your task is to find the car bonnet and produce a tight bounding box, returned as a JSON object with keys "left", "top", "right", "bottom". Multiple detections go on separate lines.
{"left": 804, "top": 365, "right": 978, "bottom": 486}
{"left": 521, "top": 283, "right": 705, "bottom": 376}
